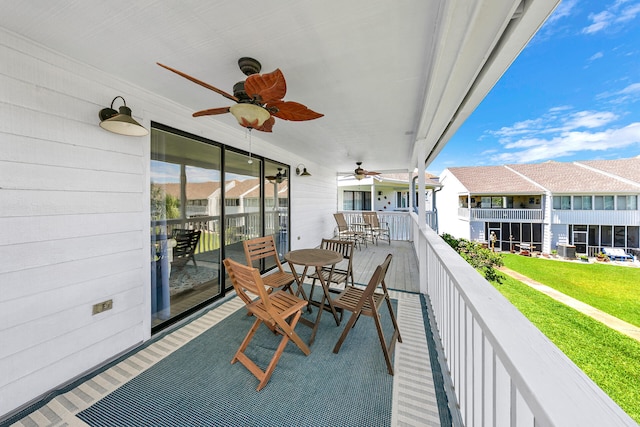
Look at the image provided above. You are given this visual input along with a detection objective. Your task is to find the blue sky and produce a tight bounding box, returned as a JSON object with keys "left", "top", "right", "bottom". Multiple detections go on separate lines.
{"left": 427, "top": 0, "right": 640, "bottom": 176}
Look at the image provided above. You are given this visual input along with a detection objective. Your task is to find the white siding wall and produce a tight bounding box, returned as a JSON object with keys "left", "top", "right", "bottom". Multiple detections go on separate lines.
{"left": 0, "top": 29, "right": 336, "bottom": 417}
{"left": 435, "top": 170, "right": 470, "bottom": 239}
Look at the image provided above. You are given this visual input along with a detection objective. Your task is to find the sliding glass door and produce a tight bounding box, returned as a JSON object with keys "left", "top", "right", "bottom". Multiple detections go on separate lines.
{"left": 150, "top": 126, "right": 222, "bottom": 330}
{"left": 149, "top": 124, "right": 291, "bottom": 331}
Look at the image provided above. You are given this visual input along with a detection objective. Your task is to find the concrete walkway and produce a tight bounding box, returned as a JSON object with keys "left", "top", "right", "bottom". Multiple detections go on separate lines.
{"left": 500, "top": 267, "right": 640, "bottom": 343}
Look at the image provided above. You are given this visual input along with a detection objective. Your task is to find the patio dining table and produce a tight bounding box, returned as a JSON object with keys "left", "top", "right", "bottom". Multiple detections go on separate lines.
{"left": 284, "top": 248, "right": 342, "bottom": 345}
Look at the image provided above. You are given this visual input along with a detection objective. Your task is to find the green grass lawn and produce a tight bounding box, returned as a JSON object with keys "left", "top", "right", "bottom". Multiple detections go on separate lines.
{"left": 501, "top": 254, "right": 640, "bottom": 327}
{"left": 492, "top": 274, "right": 640, "bottom": 423}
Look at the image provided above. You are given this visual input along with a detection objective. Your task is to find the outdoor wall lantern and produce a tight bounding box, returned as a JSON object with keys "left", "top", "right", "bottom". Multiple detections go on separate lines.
{"left": 295, "top": 164, "right": 311, "bottom": 177}
{"left": 99, "top": 96, "right": 149, "bottom": 136}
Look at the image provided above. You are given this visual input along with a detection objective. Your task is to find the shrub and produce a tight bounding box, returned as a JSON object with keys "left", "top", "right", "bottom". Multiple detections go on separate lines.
{"left": 440, "top": 233, "right": 504, "bottom": 283}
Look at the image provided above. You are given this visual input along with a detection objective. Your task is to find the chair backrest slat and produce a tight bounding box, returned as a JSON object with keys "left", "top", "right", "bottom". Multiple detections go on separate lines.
{"left": 333, "top": 213, "right": 348, "bottom": 229}
{"left": 361, "top": 253, "right": 392, "bottom": 299}
{"left": 363, "top": 212, "right": 381, "bottom": 228}
{"left": 224, "top": 258, "right": 272, "bottom": 310}
{"left": 243, "top": 235, "right": 285, "bottom": 271}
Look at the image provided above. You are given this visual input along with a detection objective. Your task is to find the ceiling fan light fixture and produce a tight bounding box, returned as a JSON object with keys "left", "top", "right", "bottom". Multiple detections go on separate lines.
{"left": 98, "top": 96, "right": 148, "bottom": 136}
{"left": 229, "top": 103, "right": 270, "bottom": 129}
{"left": 355, "top": 173, "right": 365, "bottom": 180}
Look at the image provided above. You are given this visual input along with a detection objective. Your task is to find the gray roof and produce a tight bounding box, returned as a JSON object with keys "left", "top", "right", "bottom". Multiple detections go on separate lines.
{"left": 580, "top": 158, "right": 640, "bottom": 184}
{"left": 446, "top": 165, "right": 543, "bottom": 194}
{"left": 508, "top": 160, "right": 640, "bottom": 193}
{"left": 446, "top": 158, "right": 640, "bottom": 194}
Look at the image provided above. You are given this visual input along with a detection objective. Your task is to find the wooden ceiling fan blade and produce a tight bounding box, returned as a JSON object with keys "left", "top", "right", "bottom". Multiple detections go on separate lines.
{"left": 269, "top": 101, "right": 324, "bottom": 121}
{"left": 244, "top": 69, "right": 287, "bottom": 103}
{"left": 192, "top": 107, "right": 231, "bottom": 117}
{"left": 157, "top": 62, "right": 239, "bottom": 102}
{"left": 253, "top": 116, "right": 275, "bottom": 132}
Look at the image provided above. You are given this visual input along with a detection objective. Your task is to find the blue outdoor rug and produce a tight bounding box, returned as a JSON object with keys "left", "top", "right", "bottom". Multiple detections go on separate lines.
{"left": 77, "top": 294, "right": 398, "bottom": 426}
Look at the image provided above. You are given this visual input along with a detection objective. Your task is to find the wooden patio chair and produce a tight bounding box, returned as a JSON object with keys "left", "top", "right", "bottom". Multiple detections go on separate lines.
{"left": 223, "top": 258, "right": 311, "bottom": 391}
{"left": 308, "top": 239, "right": 355, "bottom": 318}
{"left": 362, "top": 212, "right": 390, "bottom": 245}
{"left": 332, "top": 253, "right": 401, "bottom": 375}
{"left": 333, "top": 213, "right": 363, "bottom": 249}
{"left": 171, "top": 229, "right": 201, "bottom": 270}
{"left": 243, "top": 235, "right": 295, "bottom": 293}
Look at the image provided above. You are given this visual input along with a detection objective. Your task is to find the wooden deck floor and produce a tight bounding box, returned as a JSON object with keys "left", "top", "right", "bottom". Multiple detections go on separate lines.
{"left": 350, "top": 240, "right": 420, "bottom": 292}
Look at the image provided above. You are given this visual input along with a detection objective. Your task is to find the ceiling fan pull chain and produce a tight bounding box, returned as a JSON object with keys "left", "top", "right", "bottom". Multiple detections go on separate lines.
{"left": 247, "top": 128, "right": 253, "bottom": 164}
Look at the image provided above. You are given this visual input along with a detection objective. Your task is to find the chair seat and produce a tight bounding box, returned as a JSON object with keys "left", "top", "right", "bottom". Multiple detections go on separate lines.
{"left": 308, "top": 267, "right": 349, "bottom": 291}
{"left": 262, "top": 270, "right": 295, "bottom": 290}
{"left": 333, "top": 286, "right": 384, "bottom": 315}
{"left": 249, "top": 290, "right": 308, "bottom": 322}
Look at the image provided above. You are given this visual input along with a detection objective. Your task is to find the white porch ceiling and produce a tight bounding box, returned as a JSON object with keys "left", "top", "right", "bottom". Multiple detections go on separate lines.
{"left": 0, "top": 0, "right": 559, "bottom": 174}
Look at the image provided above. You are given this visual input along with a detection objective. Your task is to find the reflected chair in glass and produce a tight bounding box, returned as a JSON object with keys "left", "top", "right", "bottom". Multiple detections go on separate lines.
{"left": 332, "top": 253, "right": 401, "bottom": 375}
{"left": 223, "top": 258, "right": 310, "bottom": 391}
{"left": 171, "top": 229, "right": 202, "bottom": 270}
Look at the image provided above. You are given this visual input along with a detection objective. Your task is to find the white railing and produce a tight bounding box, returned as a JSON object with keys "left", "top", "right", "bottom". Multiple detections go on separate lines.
{"left": 340, "top": 210, "right": 437, "bottom": 239}
{"left": 410, "top": 213, "right": 636, "bottom": 426}
{"left": 467, "top": 208, "right": 544, "bottom": 222}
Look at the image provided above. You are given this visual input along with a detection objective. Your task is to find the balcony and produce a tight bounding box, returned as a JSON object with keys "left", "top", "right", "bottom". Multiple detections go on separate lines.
{"left": 459, "top": 207, "right": 544, "bottom": 222}
{"left": 10, "top": 213, "right": 635, "bottom": 426}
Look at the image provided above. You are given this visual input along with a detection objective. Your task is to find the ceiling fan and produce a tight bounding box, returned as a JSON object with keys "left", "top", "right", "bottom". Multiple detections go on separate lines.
{"left": 266, "top": 167, "right": 287, "bottom": 184}
{"left": 352, "top": 162, "right": 381, "bottom": 180}
{"left": 157, "top": 57, "right": 323, "bottom": 132}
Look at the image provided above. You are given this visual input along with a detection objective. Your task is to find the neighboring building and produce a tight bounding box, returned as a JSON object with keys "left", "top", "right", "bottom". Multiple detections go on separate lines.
{"left": 437, "top": 158, "right": 640, "bottom": 256}
{"left": 338, "top": 172, "right": 441, "bottom": 231}
{"left": 338, "top": 173, "right": 440, "bottom": 210}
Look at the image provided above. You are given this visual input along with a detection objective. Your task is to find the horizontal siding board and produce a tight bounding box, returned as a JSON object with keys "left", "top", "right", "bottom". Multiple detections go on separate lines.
{"left": 0, "top": 212, "right": 142, "bottom": 245}
{"left": 1, "top": 161, "right": 142, "bottom": 192}
{"left": 1, "top": 304, "right": 144, "bottom": 387}
{"left": 1, "top": 269, "right": 140, "bottom": 336}
{"left": 0, "top": 103, "right": 144, "bottom": 157}
{"left": 0, "top": 250, "right": 144, "bottom": 302}
{"left": 0, "top": 232, "right": 142, "bottom": 273}
{"left": 0, "top": 134, "right": 143, "bottom": 174}
{"left": 0, "top": 190, "right": 143, "bottom": 217}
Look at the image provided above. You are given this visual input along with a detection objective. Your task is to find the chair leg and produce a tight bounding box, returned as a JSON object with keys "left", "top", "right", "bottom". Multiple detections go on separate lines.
{"left": 371, "top": 305, "right": 394, "bottom": 375}
{"left": 233, "top": 311, "right": 309, "bottom": 391}
{"left": 332, "top": 310, "right": 358, "bottom": 353}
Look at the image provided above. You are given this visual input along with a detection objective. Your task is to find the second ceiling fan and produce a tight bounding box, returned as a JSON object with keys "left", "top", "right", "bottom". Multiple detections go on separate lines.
{"left": 353, "top": 162, "right": 381, "bottom": 180}
{"left": 157, "top": 57, "right": 323, "bottom": 132}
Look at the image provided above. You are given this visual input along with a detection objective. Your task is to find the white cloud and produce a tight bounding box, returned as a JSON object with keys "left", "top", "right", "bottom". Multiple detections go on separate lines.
{"left": 490, "top": 122, "right": 640, "bottom": 164}
{"left": 563, "top": 111, "right": 618, "bottom": 129}
{"left": 588, "top": 51, "right": 604, "bottom": 61}
{"left": 597, "top": 82, "right": 640, "bottom": 103}
{"left": 484, "top": 106, "right": 640, "bottom": 164}
{"left": 582, "top": 2, "right": 640, "bottom": 34}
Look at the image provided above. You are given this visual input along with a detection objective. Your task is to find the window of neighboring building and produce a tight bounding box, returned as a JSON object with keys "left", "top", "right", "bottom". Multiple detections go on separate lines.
{"left": 225, "top": 198, "right": 240, "bottom": 206}
{"left": 594, "top": 195, "right": 614, "bottom": 210}
{"left": 343, "top": 191, "right": 371, "bottom": 210}
{"left": 244, "top": 198, "right": 259, "bottom": 208}
{"left": 491, "top": 197, "right": 503, "bottom": 208}
{"left": 628, "top": 226, "right": 639, "bottom": 249}
{"left": 601, "top": 226, "right": 613, "bottom": 247}
{"left": 617, "top": 195, "right": 638, "bottom": 210}
{"left": 397, "top": 191, "right": 409, "bottom": 209}
{"left": 553, "top": 196, "right": 571, "bottom": 210}
{"left": 573, "top": 196, "right": 592, "bottom": 210}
